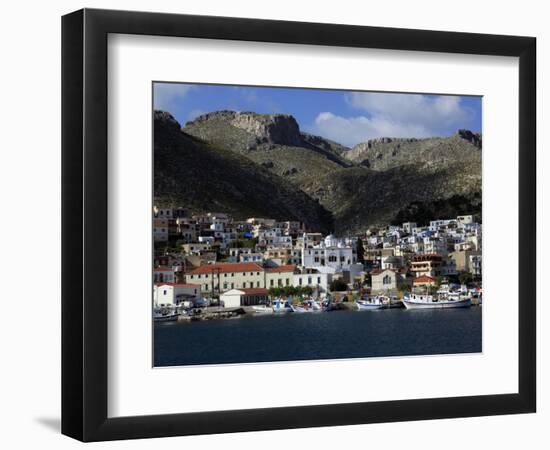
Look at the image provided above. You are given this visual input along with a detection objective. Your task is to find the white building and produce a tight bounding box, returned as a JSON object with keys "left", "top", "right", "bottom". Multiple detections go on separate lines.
{"left": 154, "top": 283, "right": 201, "bottom": 307}
{"left": 220, "top": 288, "right": 269, "bottom": 308}
{"left": 301, "top": 234, "right": 356, "bottom": 271}
{"left": 293, "top": 271, "right": 331, "bottom": 293}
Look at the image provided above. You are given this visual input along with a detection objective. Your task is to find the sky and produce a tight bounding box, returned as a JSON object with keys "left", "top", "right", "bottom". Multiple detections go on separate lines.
{"left": 153, "top": 82, "right": 482, "bottom": 148}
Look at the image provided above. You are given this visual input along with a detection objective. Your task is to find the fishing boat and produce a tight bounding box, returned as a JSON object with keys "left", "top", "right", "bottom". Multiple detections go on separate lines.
{"left": 272, "top": 298, "right": 293, "bottom": 313}
{"left": 403, "top": 292, "right": 472, "bottom": 309}
{"left": 153, "top": 307, "right": 180, "bottom": 322}
{"left": 250, "top": 304, "right": 273, "bottom": 315}
{"left": 292, "top": 299, "right": 323, "bottom": 313}
{"left": 356, "top": 294, "right": 390, "bottom": 310}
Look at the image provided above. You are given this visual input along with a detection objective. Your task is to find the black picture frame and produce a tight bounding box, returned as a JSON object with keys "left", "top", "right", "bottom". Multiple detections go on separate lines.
{"left": 62, "top": 8, "right": 536, "bottom": 442}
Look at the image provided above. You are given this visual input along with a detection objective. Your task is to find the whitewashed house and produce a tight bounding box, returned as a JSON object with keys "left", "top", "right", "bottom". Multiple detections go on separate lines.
{"left": 154, "top": 283, "right": 201, "bottom": 307}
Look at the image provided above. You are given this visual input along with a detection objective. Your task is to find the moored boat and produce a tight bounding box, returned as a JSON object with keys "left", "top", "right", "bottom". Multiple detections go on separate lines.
{"left": 250, "top": 304, "right": 273, "bottom": 315}
{"left": 272, "top": 298, "right": 293, "bottom": 313}
{"left": 356, "top": 294, "right": 390, "bottom": 310}
{"left": 403, "top": 292, "right": 472, "bottom": 309}
{"left": 154, "top": 307, "right": 180, "bottom": 322}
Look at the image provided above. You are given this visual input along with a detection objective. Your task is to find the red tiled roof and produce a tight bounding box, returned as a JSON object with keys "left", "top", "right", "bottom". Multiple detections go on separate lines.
{"left": 189, "top": 262, "right": 263, "bottom": 274}
{"left": 413, "top": 275, "right": 437, "bottom": 283}
{"left": 265, "top": 264, "right": 296, "bottom": 273}
{"left": 239, "top": 288, "right": 269, "bottom": 295}
{"left": 154, "top": 265, "right": 174, "bottom": 272}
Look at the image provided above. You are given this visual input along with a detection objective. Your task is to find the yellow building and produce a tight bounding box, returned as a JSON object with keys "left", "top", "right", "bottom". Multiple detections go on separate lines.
{"left": 265, "top": 265, "right": 296, "bottom": 289}
{"left": 186, "top": 262, "right": 264, "bottom": 294}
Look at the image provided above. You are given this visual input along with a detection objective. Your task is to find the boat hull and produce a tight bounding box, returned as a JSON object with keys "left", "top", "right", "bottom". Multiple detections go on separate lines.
{"left": 356, "top": 302, "right": 386, "bottom": 310}
{"left": 403, "top": 298, "right": 472, "bottom": 309}
{"left": 154, "top": 313, "right": 179, "bottom": 322}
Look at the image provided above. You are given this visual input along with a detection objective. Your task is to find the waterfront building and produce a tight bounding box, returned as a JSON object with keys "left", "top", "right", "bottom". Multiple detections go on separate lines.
{"left": 265, "top": 264, "right": 296, "bottom": 289}
{"left": 293, "top": 269, "right": 331, "bottom": 293}
{"left": 154, "top": 283, "right": 201, "bottom": 307}
{"left": 220, "top": 288, "right": 269, "bottom": 308}
{"left": 186, "top": 262, "right": 264, "bottom": 293}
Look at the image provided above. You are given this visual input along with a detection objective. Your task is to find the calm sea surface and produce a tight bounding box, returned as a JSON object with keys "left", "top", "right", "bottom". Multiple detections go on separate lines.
{"left": 154, "top": 307, "right": 482, "bottom": 367}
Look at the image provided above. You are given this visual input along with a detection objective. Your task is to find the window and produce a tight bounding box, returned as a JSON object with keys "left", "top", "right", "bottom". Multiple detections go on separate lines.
{"left": 317, "top": 277, "right": 321, "bottom": 284}
{"left": 286, "top": 278, "right": 290, "bottom": 286}
{"left": 308, "top": 277, "right": 312, "bottom": 284}
{"left": 383, "top": 275, "right": 392, "bottom": 285}
{"left": 257, "top": 281, "right": 260, "bottom": 287}
{"left": 163, "top": 290, "right": 167, "bottom": 295}
{"left": 299, "top": 278, "right": 302, "bottom": 285}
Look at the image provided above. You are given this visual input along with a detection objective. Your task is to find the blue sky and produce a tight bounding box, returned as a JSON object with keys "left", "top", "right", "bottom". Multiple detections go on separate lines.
{"left": 153, "top": 82, "right": 482, "bottom": 147}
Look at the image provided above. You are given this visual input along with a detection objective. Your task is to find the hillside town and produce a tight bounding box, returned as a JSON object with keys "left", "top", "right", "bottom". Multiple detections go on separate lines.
{"left": 153, "top": 206, "right": 482, "bottom": 317}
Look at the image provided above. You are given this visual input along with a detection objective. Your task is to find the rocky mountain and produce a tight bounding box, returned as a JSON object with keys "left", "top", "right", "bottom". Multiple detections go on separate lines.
{"left": 155, "top": 109, "right": 482, "bottom": 234}
{"left": 184, "top": 111, "right": 353, "bottom": 186}
{"left": 154, "top": 111, "right": 333, "bottom": 233}
{"left": 344, "top": 131, "right": 482, "bottom": 170}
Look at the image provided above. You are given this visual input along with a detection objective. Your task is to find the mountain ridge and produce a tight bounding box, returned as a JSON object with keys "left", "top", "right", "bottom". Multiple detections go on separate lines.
{"left": 155, "top": 109, "right": 482, "bottom": 234}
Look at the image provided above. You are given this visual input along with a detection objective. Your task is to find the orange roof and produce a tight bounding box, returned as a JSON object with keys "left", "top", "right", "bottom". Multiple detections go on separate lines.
{"left": 154, "top": 265, "right": 174, "bottom": 272}
{"left": 239, "top": 288, "right": 269, "bottom": 295}
{"left": 265, "top": 264, "right": 296, "bottom": 273}
{"left": 190, "top": 262, "right": 263, "bottom": 274}
{"left": 413, "top": 275, "right": 437, "bottom": 283}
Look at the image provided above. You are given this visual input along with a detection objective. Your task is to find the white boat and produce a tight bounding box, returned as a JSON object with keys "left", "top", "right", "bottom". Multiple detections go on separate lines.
{"left": 153, "top": 307, "right": 180, "bottom": 322}
{"left": 403, "top": 293, "right": 472, "bottom": 309}
{"left": 356, "top": 295, "right": 390, "bottom": 310}
{"left": 251, "top": 305, "right": 273, "bottom": 315}
{"left": 291, "top": 299, "right": 323, "bottom": 313}
{"left": 272, "top": 298, "right": 293, "bottom": 313}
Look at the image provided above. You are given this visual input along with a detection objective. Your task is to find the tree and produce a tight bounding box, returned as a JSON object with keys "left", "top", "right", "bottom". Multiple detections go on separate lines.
{"left": 356, "top": 237, "right": 365, "bottom": 264}
{"left": 458, "top": 271, "right": 473, "bottom": 285}
{"left": 397, "top": 283, "right": 409, "bottom": 293}
{"left": 330, "top": 279, "right": 348, "bottom": 292}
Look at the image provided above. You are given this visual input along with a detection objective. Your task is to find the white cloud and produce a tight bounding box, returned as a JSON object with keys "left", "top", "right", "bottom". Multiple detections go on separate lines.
{"left": 153, "top": 84, "right": 193, "bottom": 112}
{"left": 310, "top": 92, "right": 475, "bottom": 147}
{"left": 313, "top": 112, "right": 432, "bottom": 147}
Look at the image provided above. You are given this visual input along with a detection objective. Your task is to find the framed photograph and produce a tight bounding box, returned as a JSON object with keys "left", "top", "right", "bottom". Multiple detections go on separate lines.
{"left": 62, "top": 8, "right": 536, "bottom": 442}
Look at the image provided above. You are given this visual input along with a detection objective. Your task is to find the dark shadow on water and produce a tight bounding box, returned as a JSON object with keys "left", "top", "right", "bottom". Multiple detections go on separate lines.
{"left": 35, "top": 417, "right": 61, "bottom": 433}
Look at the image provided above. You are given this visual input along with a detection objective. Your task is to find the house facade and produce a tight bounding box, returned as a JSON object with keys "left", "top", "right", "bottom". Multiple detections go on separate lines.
{"left": 186, "top": 262, "right": 264, "bottom": 294}
{"left": 371, "top": 268, "right": 408, "bottom": 294}
{"left": 154, "top": 283, "right": 201, "bottom": 307}
{"left": 220, "top": 288, "right": 269, "bottom": 308}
